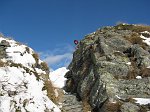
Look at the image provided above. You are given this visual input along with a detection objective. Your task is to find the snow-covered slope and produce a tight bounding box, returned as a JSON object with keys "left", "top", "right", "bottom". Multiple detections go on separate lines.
{"left": 50, "top": 67, "right": 68, "bottom": 88}
{"left": 0, "top": 36, "right": 61, "bottom": 112}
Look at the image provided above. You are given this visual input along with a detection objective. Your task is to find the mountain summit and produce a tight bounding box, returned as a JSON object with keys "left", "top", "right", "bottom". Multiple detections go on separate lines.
{"left": 0, "top": 35, "right": 61, "bottom": 112}
{"left": 65, "top": 24, "right": 150, "bottom": 112}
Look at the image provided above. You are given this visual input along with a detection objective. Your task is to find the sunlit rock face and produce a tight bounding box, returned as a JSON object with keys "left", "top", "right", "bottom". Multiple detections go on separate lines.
{"left": 65, "top": 24, "right": 150, "bottom": 112}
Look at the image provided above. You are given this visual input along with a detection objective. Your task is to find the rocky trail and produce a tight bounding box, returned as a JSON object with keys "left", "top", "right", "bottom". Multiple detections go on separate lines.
{"left": 60, "top": 93, "right": 83, "bottom": 112}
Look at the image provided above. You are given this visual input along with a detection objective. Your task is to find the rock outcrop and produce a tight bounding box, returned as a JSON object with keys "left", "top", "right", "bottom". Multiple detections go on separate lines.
{"left": 65, "top": 24, "right": 150, "bottom": 111}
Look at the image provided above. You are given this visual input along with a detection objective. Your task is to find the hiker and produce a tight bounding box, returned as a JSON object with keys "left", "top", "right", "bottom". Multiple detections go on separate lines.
{"left": 74, "top": 40, "right": 79, "bottom": 49}
{"left": 74, "top": 40, "right": 79, "bottom": 45}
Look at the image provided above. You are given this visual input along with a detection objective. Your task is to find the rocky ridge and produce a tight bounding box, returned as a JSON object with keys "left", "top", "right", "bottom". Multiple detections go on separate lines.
{"left": 65, "top": 24, "right": 150, "bottom": 112}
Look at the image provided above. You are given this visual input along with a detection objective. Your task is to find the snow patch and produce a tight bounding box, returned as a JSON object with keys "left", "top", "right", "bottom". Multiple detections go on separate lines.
{"left": 0, "top": 67, "right": 61, "bottom": 112}
{"left": 6, "top": 45, "right": 36, "bottom": 67}
{"left": 140, "top": 32, "right": 150, "bottom": 46}
{"left": 50, "top": 67, "right": 69, "bottom": 88}
{"left": 126, "top": 62, "right": 131, "bottom": 65}
{"left": 133, "top": 98, "right": 150, "bottom": 105}
{"left": 141, "top": 31, "right": 150, "bottom": 35}
{"left": 0, "top": 37, "right": 61, "bottom": 112}
{"left": 136, "top": 76, "right": 142, "bottom": 79}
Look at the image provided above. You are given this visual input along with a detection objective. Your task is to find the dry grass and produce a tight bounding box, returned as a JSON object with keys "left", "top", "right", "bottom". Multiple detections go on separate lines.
{"left": 123, "top": 32, "right": 148, "bottom": 49}
{"left": 25, "top": 47, "right": 30, "bottom": 53}
{"left": 10, "top": 62, "right": 41, "bottom": 80}
{"left": 82, "top": 89, "right": 92, "bottom": 112}
{"left": 128, "top": 33, "right": 143, "bottom": 44}
{"left": 43, "top": 80, "right": 64, "bottom": 105}
{"left": 126, "top": 58, "right": 139, "bottom": 80}
{"left": 40, "top": 62, "right": 49, "bottom": 74}
{"left": 132, "top": 25, "right": 150, "bottom": 33}
{"left": 127, "top": 70, "right": 136, "bottom": 80}
{"left": 44, "top": 80, "right": 57, "bottom": 104}
{"left": 82, "top": 98, "right": 92, "bottom": 112}
{"left": 54, "top": 88, "right": 64, "bottom": 103}
{"left": 141, "top": 67, "right": 150, "bottom": 78}
{"left": 32, "top": 53, "right": 39, "bottom": 64}
{"left": 102, "top": 101, "right": 122, "bottom": 112}
{"left": 115, "top": 24, "right": 150, "bottom": 33}
{"left": 0, "top": 60, "right": 5, "bottom": 67}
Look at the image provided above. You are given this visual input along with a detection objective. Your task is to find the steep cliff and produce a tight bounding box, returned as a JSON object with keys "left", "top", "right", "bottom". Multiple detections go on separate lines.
{"left": 65, "top": 24, "right": 150, "bottom": 112}
{"left": 0, "top": 35, "right": 61, "bottom": 112}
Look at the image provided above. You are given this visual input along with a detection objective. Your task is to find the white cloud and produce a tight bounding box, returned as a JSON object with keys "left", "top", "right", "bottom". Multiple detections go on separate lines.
{"left": 39, "top": 44, "right": 74, "bottom": 69}
{"left": 43, "top": 53, "right": 72, "bottom": 65}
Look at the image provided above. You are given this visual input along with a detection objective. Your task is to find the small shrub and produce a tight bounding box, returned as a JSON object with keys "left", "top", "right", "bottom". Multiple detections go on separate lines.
{"left": 0, "top": 60, "right": 5, "bottom": 67}
{"left": 40, "top": 62, "right": 49, "bottom": 74}
{"left": 10, "top": 63, "right": 23, "bottom": 68}
{"left": 141, "top": 68, "right": 150, "bottom": 78}
{"left": 32, "top": 53, "right": 39, "bottom": 64}
{"left": 124, "top": 33, "right": 143, "bottom": 45}
{"left": 127, "top": 60, "right": 137, "bottom": 80}
{"left": 101, "top": 100, "right": 122, "bottom": 112}
{"left": 25, "top": 47, "right": 30, "bottom": 53}
{"left": 127, "top": 71, "right": 136, "bottom": 80}
{"left": 33, "top": 71, "right": 40, "bottom": 80}
{"left": 124, "top": 32, "right": 148, "bottom": 49}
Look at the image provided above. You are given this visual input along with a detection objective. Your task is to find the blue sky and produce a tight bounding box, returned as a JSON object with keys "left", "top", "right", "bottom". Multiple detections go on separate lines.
{"left": 0, "top": 0, "right": 150, "bottom": 70}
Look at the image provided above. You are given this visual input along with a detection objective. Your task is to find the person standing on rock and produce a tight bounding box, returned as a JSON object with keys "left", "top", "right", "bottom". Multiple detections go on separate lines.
{"left": 74, "top": 40, "right": 79, "bottom": 49}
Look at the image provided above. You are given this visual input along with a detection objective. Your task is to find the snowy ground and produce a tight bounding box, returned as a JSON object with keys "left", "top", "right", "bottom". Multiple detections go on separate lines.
{"left": 0, "top": 36, "right": 61, "bottom": 112}
{"left": 49, "top": 67, "right": 69, "bottom": 88}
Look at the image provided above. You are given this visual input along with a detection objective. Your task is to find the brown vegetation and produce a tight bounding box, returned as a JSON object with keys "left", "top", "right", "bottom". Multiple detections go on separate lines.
{"left": 82, "top": 98, "right": 92, "bottom": 112}
{"left": 141, "top": 67, "right": 150, "bottom": 78}
{"left": 82, "top": 89, "right": 92, "bottom": 112}
{"left": 40, "top": 62, "right": 49, "bottom": 73}
{"left": 25, "top": 47, "right": 30, "bottom": 53}
{"left": 0, "top": 60, "right": 6, "bottom": 67}
{"left": 115, "top": 24, "right": 150, "bottom": 33}
{"left": 127, "top": 69, "right": 137, "bottom": 80}
{"left": 101, "top": 100, "right": 122, "bottom": 112}
{"left": 128, "top": 33, "right": 143, "bottom": 44}
{"left": 32, "top": 53, "right": 39, "bottom": 64}
{"left": 44, "top": 80, "right": 57, "bottom": 104}
{"left": 10, "top": 62, "right": 23, "bottom": 68}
